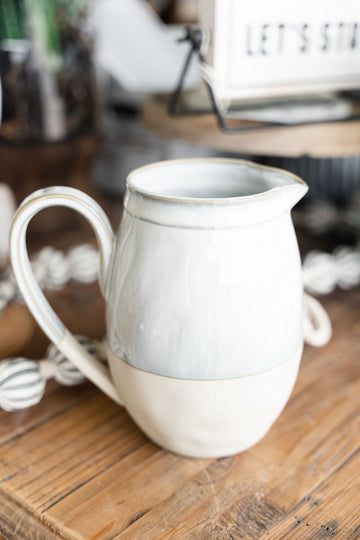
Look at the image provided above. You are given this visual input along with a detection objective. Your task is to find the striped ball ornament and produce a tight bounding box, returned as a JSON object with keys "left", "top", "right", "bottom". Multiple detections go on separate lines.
{"left": 47, "top": 335, "right": 97, "bottom": 386}
{"left": 0, "top": 359, "right": 45, "bottom": 411}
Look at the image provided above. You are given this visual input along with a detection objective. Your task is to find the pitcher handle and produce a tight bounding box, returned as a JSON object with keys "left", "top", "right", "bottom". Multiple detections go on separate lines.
{"left": 9, "top": 187, "right": 123, "bottom": 405}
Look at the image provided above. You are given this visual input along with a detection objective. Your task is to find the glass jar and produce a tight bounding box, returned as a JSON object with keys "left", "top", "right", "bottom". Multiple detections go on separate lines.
{"left": 0, "top": 0, "right": 98, "bottom": 143}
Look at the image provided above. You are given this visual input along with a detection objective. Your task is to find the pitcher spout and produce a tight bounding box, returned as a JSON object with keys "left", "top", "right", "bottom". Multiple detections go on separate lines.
{"left": 272, "top": 177, "right": 308, "bottom": 216}
{"left": 282, "top": 181, "right": 308, "bottom": 209}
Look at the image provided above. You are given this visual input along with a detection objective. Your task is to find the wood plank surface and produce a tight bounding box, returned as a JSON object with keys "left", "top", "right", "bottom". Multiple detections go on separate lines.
{"left": 0, "top": 489, "right": 60, "bottom": 540}
{"left": 0, "top": 286, "right": 359, "bottom": 539}
{"left": 142, "top": 98, "right": 360, "bottom": 158}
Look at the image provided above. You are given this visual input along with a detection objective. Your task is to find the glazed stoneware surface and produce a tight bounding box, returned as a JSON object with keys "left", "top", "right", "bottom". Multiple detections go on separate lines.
{"left": 107, "top": 160, "right": 306, "bottom": 379}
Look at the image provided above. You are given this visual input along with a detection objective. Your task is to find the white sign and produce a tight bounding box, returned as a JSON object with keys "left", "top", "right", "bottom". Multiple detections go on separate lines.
{"left": 201, "top": 0, "right": 360, "bottom": 99}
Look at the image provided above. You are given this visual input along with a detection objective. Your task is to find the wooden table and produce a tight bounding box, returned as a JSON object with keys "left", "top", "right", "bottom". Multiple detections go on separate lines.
{"left": 0, "top": 282, "right": 359, "bottom": 539}
{"left": 142, "top": 98, "right": 360, "bottom": 158}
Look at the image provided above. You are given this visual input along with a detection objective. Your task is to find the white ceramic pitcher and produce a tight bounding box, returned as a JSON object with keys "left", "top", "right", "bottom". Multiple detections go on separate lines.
{"left": 10, "top": 158, "right": 308, "bottom": 457}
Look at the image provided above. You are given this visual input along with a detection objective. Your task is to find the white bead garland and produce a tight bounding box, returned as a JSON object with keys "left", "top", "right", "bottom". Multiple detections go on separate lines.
{"left": 0, "top": 245, "right": 101, "bottom": 411}
{"left": 2, "top": 240, "right": 358, "bottom": 411}
{"left": 296, "top": 192, "right": 360, "bottom": 236}
{"left": 302, "top": 245, "right": 360, "bottom": 295}
{"left": 67, "top": 245, "right": 99, "bottom": 283}
{"left": 0, "top": 336, "right": 102, "bottom": 411}
{"left": 0, "top": 243, "right": 99, "bottom": 309}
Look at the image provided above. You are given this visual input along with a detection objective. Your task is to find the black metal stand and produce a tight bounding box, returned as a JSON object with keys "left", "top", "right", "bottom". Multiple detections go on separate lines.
{"left": 168, "top": 27, "right": 360, "bottom": 134}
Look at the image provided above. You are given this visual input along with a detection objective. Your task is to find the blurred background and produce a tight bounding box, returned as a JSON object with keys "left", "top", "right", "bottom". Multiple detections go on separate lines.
{"left": 0, "top": 0, "right": 360, "bottom": 359}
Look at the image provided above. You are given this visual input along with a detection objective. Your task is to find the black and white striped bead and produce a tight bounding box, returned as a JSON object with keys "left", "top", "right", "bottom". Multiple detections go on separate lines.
{"left": 0, "top": 359, "right": 45, "bottom": 411}
{"left": 47, "top": 335, "right": 97, "bottom": 386}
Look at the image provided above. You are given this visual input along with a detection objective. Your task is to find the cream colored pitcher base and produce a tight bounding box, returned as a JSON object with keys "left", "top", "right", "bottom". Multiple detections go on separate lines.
{"left": 107, "top": 347, "right": 303, "bottom": 458}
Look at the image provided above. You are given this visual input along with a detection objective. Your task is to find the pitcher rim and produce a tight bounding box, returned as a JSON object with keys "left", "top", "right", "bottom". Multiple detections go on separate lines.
{"left": 126, "top": 158, "right": 307, "bottom": 205}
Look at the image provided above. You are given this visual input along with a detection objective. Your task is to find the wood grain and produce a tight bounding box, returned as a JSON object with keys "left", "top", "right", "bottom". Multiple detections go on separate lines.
{"left": 0, "top": 287, "right": 358, "bottom": 539}
{"left": 263, "top": 449, "right": 360, "bottom": 539}
{"left": 0, "top": 489, "right": 61, "bottom": 540}
{"left": 142, "top": 98, "right": 360, "bottom": 158}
